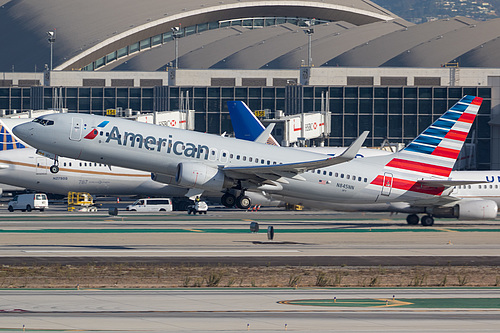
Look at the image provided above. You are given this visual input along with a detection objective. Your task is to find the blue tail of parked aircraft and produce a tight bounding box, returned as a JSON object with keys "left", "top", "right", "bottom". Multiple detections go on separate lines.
{"left": 227, "top": 101, "right": 279, "bottom": 146}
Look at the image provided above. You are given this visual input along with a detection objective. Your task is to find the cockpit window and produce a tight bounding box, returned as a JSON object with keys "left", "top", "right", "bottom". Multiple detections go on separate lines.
{"left": 32, "top": 118, "right": 54, "bottom": 126}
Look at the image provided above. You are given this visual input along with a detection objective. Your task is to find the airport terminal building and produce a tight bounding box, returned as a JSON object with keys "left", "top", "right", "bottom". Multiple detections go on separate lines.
{"left": 2, "top": 0, "right": 500, "bottom": 169}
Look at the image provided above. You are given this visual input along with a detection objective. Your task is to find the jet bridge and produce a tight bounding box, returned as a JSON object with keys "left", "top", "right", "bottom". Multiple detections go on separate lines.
{"left": 261, "top": 110, "right": 331, "bottom": 147}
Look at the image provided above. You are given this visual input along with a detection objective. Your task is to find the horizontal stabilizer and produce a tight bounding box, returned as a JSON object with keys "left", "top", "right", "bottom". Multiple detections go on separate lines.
{"left": 417, "top": 179, "right": 489, "bottom": 188}
{"left": 255, "top": 123, "right": 276, "bottom": 144}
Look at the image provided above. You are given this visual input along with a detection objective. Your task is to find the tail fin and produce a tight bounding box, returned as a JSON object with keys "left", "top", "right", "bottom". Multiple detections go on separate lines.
{"left": 0, "top": 121, "right": 26, "bottom": 151}
{"left": 227, "top": 101, "right": 280, "bottom": 146}
{"left": 385, "top": 95, "right": 482, "bottom": 178}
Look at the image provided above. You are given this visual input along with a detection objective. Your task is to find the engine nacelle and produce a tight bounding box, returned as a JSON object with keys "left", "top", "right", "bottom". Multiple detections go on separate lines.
{"left": 175, "top": 162, "right": 232, "bottom": 191}
{"left": 430, "top": 200, "right": 498, "bottom": 220}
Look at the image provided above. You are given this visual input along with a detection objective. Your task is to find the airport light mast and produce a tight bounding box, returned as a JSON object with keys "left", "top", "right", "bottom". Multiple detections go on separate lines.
{"left": 171, "top": 26, "right": 181, "bottom": 69}
{"left": 47, "top": 30, "right": 56, "bottom": 71}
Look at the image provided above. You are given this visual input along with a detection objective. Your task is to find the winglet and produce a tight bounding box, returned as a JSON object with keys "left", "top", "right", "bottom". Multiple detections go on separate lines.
{"left": 255, "top": 123, "right": 276, "bottom": 144}
{"left": 336, "top": 131, "right": 370, "bottom": 162}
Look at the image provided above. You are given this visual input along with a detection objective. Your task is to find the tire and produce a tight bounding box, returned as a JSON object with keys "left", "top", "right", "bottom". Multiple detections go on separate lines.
{"left": 26, "top": 205, "right": 32, "bottom": 212}
{"left": 187, "top": 209, "right": 192, "bottom": 215}
{"left": 221, "top": 193, "right": 236, "bottom": 208}
{"left": 236, "top": 195, "right": 251, "bottom": 210}
{"left": 204, "top": 211, "right": 207, "bottom": 215}
{"left": 50, "top": 165, "right": 59, "bottom": 174}
{"left": 40, "top": 208, "right": 45, "bottom": 212}
{"left": 8, "top": 206, "right": 13, "bottom": 212}
{"left": 159, "top": 208, "right": 166, "bottom": 212}
{"left": 406, "top": 214, "right": 419, "bottom": 225}
{"left": 421, "top": 215, "right": 434, "bottom": 227}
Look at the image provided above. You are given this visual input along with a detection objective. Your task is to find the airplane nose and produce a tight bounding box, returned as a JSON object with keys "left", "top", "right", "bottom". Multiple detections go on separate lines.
{"left": 12, "top": 123, "right": 33, "bottom": 141}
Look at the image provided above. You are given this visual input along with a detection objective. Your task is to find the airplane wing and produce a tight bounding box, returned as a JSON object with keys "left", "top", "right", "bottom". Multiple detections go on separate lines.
{"left": 224, "top": 131, "right": 369, "bottom": 179}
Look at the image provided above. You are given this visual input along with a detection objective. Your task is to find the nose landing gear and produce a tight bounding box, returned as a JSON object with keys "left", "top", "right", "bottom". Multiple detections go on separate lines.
{"left": 49, "top": 156, "right": 59, "bottom": 174}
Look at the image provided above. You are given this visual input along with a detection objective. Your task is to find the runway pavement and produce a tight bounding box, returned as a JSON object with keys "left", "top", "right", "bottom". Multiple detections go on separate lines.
{"left": 0, "top": 209, "right": 500, "bottom": 265}
{"left": 0, "top": 288, "right": 499, "bottom": 332}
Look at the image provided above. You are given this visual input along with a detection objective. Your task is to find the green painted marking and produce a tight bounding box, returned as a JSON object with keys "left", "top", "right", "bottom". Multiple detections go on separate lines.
{"left": 281, "top": 298, "right": 500, "bottom": 308}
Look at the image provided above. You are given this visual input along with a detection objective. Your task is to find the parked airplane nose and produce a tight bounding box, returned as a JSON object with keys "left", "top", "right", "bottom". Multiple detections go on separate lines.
{"left": 12, "top": 123, "right": 33, "bottom": 141}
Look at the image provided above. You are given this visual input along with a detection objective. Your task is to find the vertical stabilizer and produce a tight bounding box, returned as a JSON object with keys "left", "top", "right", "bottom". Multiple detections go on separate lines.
{"left": 385, "top": 95, "right": 482, "bottom": 178}
{"left": 0, "top": 120, "right": 26, "bottom": 150}
{"left": 227, "top": 101, "right": 280, "bottom": 146}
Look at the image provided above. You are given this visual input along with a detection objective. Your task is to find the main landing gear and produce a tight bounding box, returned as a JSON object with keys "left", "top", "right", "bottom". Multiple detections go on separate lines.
{"left": 406, "top": 214, "right": 434, "bottom": 227}
{"left": 221, "top": 192, "right": 251, "bottom": 209}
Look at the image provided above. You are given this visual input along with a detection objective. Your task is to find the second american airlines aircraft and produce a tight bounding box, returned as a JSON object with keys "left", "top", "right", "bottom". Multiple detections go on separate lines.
{"left": 14, "top": 96, "right": 495, "bottom": 226}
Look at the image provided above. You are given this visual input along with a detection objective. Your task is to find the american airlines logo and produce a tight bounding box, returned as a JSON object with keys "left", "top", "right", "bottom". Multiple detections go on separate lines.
{"left": 104, "top": 126, "right": 211, "bottom": 160}
{"left": 84, "top": 121, "right": 109, "bottom": 140}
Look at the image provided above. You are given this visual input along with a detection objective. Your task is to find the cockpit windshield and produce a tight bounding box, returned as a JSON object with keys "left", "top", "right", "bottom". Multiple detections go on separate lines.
{"left": 32, "top": 118, "right": 54, "bottom": 126}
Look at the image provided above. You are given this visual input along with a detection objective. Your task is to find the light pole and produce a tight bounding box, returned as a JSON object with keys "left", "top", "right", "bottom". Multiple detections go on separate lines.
{"left": 171, "top": 26, "right": 181, "bottom": 69}
{"left": 304, "top": 27, "right": 314, "bottom": 67}
{"left": 47, "top": 30, "right": 56, "bottom": 71}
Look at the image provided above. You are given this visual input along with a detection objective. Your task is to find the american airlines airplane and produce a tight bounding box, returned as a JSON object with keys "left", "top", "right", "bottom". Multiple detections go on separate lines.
{"left": 13, "top": 95, "right": 496, "bottom": 226}
{"left": 0, "top": 117, "right": 278, "bottom": 207}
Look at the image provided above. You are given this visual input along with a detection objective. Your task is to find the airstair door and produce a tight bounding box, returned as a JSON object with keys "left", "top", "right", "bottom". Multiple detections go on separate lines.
{"left": 70, "top": 117, "right": 83, "bottom": 141}
{"left": 381, "top": 172, "right": 393, "bottom": 196}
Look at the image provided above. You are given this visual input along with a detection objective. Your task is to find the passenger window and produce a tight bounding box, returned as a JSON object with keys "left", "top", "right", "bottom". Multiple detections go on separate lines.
{"left": 479, "top": 185, "right": 482, "bottom": 189}
{"left": 317, "top": 170, "right": 321, "bottom": 174}
{"left": 63, "top": 162, "right": 67, "bottom": 167}
{"left": 243, "top": 156, "right": 246, "bottom": 161}
{"left": 249, "top": 157, "right": 252, "bottom": 162}
{"left": 347, "top": 175, "right": 350, "bottom": 180}
{"left": 267, "top": 160, "right": 270, "bottom": 165}
{"left": 223, "top": 152, "right": 227, "bottom": 157}
{"left": 261, "top": 160, "right": 265, "bottom": 164}
{"left": 79, "top": 163, "right": 82, "bottom": 167}
{"left": 329, "top": 172, "right": 332, "bottom": 176}
{"left": 341, "top": 174, "right": 344, "bottom": 178}
{"left": 237, "top": 155, "right": 240, "bottom": 160}
{"left": 323, "top": 171, "right": 327, "bottom": 175}
{"left": 358, "top": 177, "right": 361, "bottom": 181}
{"left": 230, "top": 154, "right": 233, "bottom": 158}
{"left": 335, "top": 172, "right": 338, "bottom": 177}
{"left": 69, "top": 162, "right": 72, "bottom": 167}
{"left": 364, "top": 178, "right": 367, "bottom": 182}
{"left": 273, "top": 161, "right": 277, "bottom": 164}
{"left": 255, "top": 158, "right": 259, "bottom": 163}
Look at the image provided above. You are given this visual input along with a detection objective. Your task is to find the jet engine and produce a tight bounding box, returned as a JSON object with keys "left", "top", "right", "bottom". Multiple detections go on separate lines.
{"left": 175, "top": 162, "right": 232, "bottom": 191}
{"left": 429, "top": 200, "right": 498, "bottom": 220}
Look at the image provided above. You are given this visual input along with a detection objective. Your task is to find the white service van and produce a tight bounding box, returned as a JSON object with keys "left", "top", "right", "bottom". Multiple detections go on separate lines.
{"left": 126, "top": 198, "right": 173, "bottom": 212}
{"left": 8, "top": 193, "right": 49, "bottom": 212}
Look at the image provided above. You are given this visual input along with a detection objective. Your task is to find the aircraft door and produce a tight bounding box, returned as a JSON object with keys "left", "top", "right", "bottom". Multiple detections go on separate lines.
{"left": 70, "top": 117, "right": 83, "bottom": 141}
{"left": 381, "top": 172, "right": 393, "bottom": 196}
{"left": 36, "top": 157, "right": 48, "bottom": 175}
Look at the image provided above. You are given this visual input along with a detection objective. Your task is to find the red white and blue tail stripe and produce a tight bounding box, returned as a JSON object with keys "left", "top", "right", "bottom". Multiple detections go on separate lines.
{"left": 370, "top": 96, "right": 482, "bottom": 198}
{"left": 385, "top": 95, "right": 482, "bottom": 178}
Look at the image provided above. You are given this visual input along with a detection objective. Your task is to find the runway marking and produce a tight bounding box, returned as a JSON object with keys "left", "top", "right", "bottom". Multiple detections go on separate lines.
{"left": 435, "top": 227, "right": 459, "bottom": 232}
{"left": 2, "top": 228, "right": 500, "bottom": 234}
{"left": 279, "top": 298, "right": 500, "bottom": 308}
{"left": 23, "top": 250, "right": 300, "bottom": 253}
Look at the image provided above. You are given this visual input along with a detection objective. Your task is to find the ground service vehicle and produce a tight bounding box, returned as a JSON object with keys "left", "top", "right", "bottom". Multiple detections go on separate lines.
{"left": 187, "top": 200, "right": 208, "bottom": 214}
{"left": 8, "top": 193, "right": 48, "bottom": 212}
{"left": 126, "top": 198, "right": 173, "bottom": 212}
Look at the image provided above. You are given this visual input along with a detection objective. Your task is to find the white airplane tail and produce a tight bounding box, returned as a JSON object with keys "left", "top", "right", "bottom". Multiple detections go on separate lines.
{"left": 0, "top": 121, "right": 26, "bottom": 151}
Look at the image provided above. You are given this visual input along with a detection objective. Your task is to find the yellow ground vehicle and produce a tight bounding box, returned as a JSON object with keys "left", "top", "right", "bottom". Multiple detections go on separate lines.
{"left": 67, "top": 192, "right": 98, "bottom": 212}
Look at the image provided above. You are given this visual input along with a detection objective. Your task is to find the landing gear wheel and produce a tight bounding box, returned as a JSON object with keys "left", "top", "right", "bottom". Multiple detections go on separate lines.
{"left": 421, "top": 215, "right": 434, "bottom": 227}
{"left": 221, "top": 193, "right": 236, "bottom": 208}
{"left": 50, "top": 165, "right": 59, "bottom": 174}
{"left": 235, "top": 195, "right": 251, "bottom": 209}
{"left": 406, "top": 214, "right": 420, "bottom": 225}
